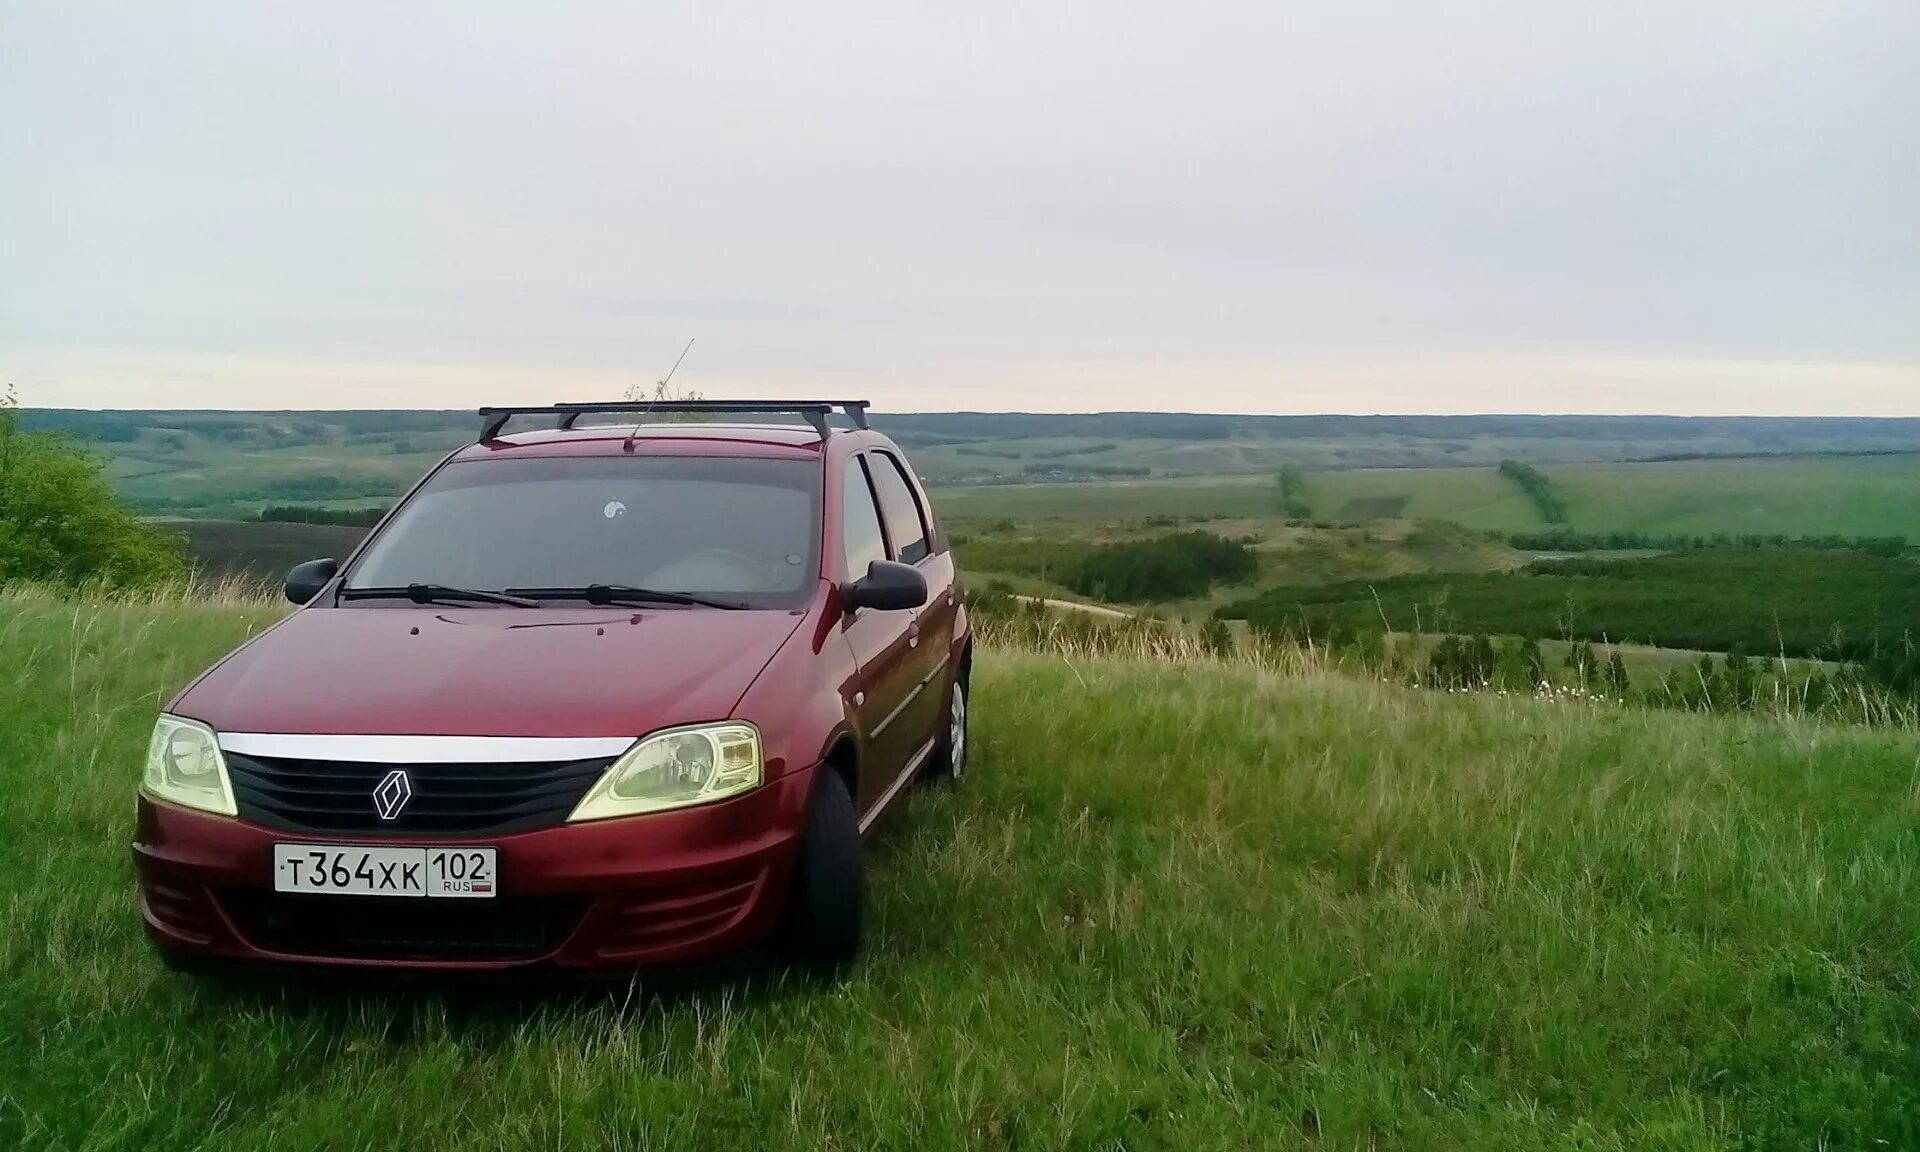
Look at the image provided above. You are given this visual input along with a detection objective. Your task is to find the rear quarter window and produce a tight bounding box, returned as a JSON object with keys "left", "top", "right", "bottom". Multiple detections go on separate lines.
{"left": 866, "top": 451, "right": 931, "bottom": 564}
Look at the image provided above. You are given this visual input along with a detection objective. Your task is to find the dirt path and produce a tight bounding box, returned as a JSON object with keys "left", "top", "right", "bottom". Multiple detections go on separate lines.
{"left": 1009, "top": 594, "right": 1133, "bottom": 620}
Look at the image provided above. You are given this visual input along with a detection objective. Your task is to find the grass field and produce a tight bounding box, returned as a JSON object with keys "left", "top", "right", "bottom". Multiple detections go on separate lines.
{"left": 32, "top": 402, "right": 1920, "bottom": 542}
{"left": 1299, "top": 467, "right": 1539, "bottom": 530}
{"left": 939, "top": 475, "right": 1285, "bottom": 521}
{"left": 955, "top": 519, "right": 1519, "bottom": 618}
{"left": 1551, "top": 454, "right": 1920, "bottom": 538}
{"left": 936, "top": 453, "right": 1920, "bottom": 540}
{"left": 1283, "top": 454, "right": 1920, "bottom": 538}
{"left": 3, "top": 595, "right": 1917, "bottom": 1149}
{"left": 166, "top": 520, "right": 369, "bottom": 581}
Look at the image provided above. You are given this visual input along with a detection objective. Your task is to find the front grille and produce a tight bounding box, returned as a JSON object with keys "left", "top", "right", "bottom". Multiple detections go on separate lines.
{"left": 218, "top": 890, "right": 585, "bottom": 961}
{"left": 225, "top": 753, "right": 615, "bottom": 836}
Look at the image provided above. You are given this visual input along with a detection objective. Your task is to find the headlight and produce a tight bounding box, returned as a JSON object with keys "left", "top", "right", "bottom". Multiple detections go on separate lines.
{"left": 142, "top": 715, "right": 237, "bottom": 817}
{"left": 568, "top": 723, "right": 763, "bottom": 822}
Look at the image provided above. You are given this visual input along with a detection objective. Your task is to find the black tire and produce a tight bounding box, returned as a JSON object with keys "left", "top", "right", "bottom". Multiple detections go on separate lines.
{"left": 778, "top": 771, "right": 864, "bottom": 975}
{"left": 153, "top": 944, "right": 216, "bottom": 976}
{"left": 926, "top": 670, "right": 969, "bottom": 783}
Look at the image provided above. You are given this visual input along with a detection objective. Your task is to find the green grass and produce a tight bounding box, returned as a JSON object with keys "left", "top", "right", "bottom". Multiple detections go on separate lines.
{"left": 1307, "top": 466, "right": 1541, "bottom": 529}
{"left": 1551, "top": 454, "right": 1920, "bottom": 537}
{"left": 936, "top": 475, "right": 1284, "bottom": 521}
{"left": 3, "top": 596, "right": 1917, "bottom": 1149}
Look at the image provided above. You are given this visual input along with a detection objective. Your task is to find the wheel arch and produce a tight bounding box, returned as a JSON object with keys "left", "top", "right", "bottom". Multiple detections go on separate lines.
{"left": 822, "top": 734, "right": 859, "bottom": 801}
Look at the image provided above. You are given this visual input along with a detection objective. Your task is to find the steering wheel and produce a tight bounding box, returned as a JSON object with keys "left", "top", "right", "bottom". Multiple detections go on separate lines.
{"left": 645, "top": 548, "right": 766, "bottom": 592}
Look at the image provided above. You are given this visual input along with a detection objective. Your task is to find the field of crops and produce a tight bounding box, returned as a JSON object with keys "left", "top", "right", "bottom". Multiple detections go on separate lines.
{"left": 166, "top": 520, "right": 368, "bottom": 581}
{"left": 936, "top": 453, "right": 1920, "bottom": 540}
{"left": 1299, "top": 454, "right": 1920, "bottom": 537}
{"left": 4, "top": 595, "right": 1916, "bottom": 1149}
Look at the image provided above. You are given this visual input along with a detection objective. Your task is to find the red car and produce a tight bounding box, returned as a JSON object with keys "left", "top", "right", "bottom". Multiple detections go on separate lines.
{"left": 134, "top": 400, "right": 970, "bottom": 975}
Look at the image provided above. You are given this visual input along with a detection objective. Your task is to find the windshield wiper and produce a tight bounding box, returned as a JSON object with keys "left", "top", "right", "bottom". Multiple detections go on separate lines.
{"left": 506, "top": 584, "right": 751, "bottom": 610}
{"left": 340, "top": 584, "right": 540, "bottom": 608}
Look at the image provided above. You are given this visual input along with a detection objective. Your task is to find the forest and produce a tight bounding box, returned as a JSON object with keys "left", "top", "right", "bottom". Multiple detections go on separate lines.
{"left": 1063, "top": 532, "right": 1259, "bottom": 601}
{"left": 1219, "top": 550, "right": 1920, "bottom": 666}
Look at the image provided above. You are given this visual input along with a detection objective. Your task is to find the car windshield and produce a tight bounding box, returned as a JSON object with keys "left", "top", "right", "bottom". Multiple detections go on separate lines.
{"left": 345, "top": 454, "right": 821, "bottom": 609}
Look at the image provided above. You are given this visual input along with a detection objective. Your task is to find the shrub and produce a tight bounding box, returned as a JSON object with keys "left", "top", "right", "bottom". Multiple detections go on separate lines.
{"left": 1064, "top": 532, "right": 1258, "bottom": 602}
{"left": 0, "top": 389, "right": 186, "bottom": 589}
{"left": 258, "top": 504, "right": 389, "bottom": 527}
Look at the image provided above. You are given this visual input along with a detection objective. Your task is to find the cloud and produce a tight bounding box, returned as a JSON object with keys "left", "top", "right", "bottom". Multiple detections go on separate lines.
{"left": 3, "top": 1, "right": 1915, "bottom": 413}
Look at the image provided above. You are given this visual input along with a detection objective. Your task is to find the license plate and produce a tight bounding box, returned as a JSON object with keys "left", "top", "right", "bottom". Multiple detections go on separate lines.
{"left": 272, "top": 844, "right": 497, "bottom": 898}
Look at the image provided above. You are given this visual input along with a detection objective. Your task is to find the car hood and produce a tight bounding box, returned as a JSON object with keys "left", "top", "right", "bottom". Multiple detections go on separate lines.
{"left": 171, "top": 605, "right": 808, "bottom": 738}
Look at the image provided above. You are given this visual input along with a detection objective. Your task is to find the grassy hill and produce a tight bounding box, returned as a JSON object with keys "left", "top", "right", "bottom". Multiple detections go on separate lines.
{"left": 3, "top": 594, "right": 1915, "bottom": 1150}
{"left": 23, "top": 408, "right": 1920, "bottom": 518}
{"left": 954, "top": 518, "right": 1520, "bottom": 614}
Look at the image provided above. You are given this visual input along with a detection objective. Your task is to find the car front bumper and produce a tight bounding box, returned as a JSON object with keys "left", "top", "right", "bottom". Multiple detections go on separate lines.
{"left": 132, "top": 764, "right": 817, "bottom": 971}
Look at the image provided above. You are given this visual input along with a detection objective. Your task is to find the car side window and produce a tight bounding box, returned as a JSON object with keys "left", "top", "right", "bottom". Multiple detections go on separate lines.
{"left": 867, "top": 451, "right": 931, "bottom": 564}
{"left": 841, "top": 457, "right": 889, "bottom": 578}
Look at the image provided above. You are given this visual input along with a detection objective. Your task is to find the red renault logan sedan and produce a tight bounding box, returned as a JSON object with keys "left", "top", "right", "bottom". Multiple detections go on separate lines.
{"left": 134, "top": 400, "right": 970, "bottom": 975}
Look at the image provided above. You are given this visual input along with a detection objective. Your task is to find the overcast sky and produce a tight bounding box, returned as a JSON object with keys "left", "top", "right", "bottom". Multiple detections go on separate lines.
{"left": 2, "top": 1, "right": 1915, "bottom": 414}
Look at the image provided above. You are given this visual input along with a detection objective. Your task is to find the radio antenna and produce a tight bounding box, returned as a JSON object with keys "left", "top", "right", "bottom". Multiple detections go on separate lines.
{"left": 659, "top": 337, "right": 695, "bottom": 392}
{"left": 628, "top": 338, "right": 698, "bottom": 451}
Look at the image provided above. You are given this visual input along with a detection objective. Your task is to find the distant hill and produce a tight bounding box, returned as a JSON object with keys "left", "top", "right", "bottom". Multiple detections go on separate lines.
{"left": 26, "top": 407, "right": 1920, "bottom": 455}
{"left": 22, "top": 407, "right": 1920, "bottom": 514}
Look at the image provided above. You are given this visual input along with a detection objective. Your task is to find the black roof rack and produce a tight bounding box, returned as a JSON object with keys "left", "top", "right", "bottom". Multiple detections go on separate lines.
{"left": 475, "top": 399, "right": 870, "bottom": 443}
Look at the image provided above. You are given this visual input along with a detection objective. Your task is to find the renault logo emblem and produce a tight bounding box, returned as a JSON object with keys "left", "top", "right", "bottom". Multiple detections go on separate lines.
{"left": 373, "top": 769, "right": 413, "bottom": 821}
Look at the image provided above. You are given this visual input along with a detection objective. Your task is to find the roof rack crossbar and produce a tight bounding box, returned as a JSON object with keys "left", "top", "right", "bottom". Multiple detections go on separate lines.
{"left": 475, "top": 399, "right": 870, "bottom": 443}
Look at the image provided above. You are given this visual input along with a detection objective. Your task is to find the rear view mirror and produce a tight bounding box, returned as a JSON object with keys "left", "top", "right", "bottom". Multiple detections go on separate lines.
{"left": 843, "top": 560, "right": 928, "bottom": 613}
{"left": 285, "top": 558, "right": 340, "bottom": 605}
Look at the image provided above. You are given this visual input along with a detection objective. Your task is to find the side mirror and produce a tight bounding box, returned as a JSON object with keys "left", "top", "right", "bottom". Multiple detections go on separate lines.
{"left": 843, "top": 560, "right": 928, "bottom": 613}
{"left": 285, "top": 557, "right": 340, "bottom": 605}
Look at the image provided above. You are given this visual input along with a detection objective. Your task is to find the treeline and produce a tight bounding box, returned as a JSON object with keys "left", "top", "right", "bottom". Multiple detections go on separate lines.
{"left": 1275, "top": 466, "right": 1311, "bottom": 518}
{"left": 19, "top": 409, "right": 473, "bottom": 453}
{"left": 1509, "top": 529, "right": 1910, "bottom": 557}
{"left": 1218, "top": 551, "right": 1920, "bottom": 666}
{"left": 1033, "top": 442, "right": 1120, "bottom": 458}
{"left": 1497, "top": 460, "right": 1567, "bottom": 523}
{"left": 1020, "top": 462, "right": 1151, "bottom": 478}
{"left": 260, "top": 475, "right": 407, "bottom": 501}
{"left": 1064, "top": 532, "right": 1258, "bottom": 602}
{"left": 258, "top": 505, "right": 389, "bottom": 527}
{"left": 28, "top": 407, "right": 1920, "bottom": 456}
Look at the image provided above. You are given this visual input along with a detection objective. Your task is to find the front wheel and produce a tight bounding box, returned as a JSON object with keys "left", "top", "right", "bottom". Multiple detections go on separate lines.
{"left": 777, "top": 771, "right": 864, "bottom": 975}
